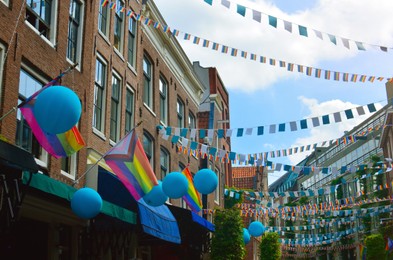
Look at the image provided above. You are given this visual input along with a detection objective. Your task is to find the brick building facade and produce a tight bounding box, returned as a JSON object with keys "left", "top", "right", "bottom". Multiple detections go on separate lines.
{"left": 0, "top": 0, "right": 219, "bottom": 259}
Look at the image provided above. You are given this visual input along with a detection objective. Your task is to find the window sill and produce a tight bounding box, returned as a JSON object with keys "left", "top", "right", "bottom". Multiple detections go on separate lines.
{"left": 66, "top": 58, "right": 81, "bottom": 71}
{"left": 113, "top": 47, "right": 125, "bottom": 62}
{"left": 143, "top": 103, "right": 156, "bottom": 117}
{"left": 24, "top": 21, "right": 56, "bottom": 48}
{"left": 98, "top": 30, "right": 111, "bottom": 46}
{"left": 35, "top": 158, "right": 48, "bottom": 169}
{"left": 0, "top": 0, "right": 9, "bottom": 7}
{"left": 61, "top": 170, "right": 76, "bottom": 180}
{"left": 109, "top": 139, "right": 117, "bottom": 146}
{"left": 92, "top": 127, "right": 106, "bottom": 141}
{"left": 127, "top": 63, "right": 137, "bottom": 76}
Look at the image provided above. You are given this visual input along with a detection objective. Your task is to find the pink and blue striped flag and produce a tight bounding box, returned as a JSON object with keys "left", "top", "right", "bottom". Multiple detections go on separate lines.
{"left": 104, "top": 130, "right": 159, "bottom": 201}
{"left": 181, "top": 167, "right": 202, "bottom": 213}
{"left": 18, "top": 69, "right": 85, "bottom": 159}
{"left": 20, "top": 100, "right": 85, "bottom": 158}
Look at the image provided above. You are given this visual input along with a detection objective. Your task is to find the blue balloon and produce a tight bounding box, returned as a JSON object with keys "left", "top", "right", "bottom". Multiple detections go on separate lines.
{"left": 143, "top": 181, "right": 168, "bottom": 207}
{"left": 248, "top": 221, "right": 265, "bottom": 237}
{"left": 71, "top": 187, "right": 102, "bottom": 219}
{"left": 194, "top": 168, "right": 218, "bottom": 194}
{"left": 34, "top": 86, "right": 81, "bottom": 134}
{"left": 162, "top": 172, "right": 189, "bottom": 199}
{"left": 243, "top": 228, "right": 251, "bottom": 244}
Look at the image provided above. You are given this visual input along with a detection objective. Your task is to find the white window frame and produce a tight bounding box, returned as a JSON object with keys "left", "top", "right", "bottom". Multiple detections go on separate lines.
{"left": 177, "top": 98, "right": 185, "bottom": 128}
{"left": 214, "top": 167, "right": 220, "bottom": 204}
{"left": 66, "top": 0, "right": 84, "bottom": 69}
{"left": 98, "top": 0, "right": 110, "bottom": 38}
{"left": 17, "top": 64, "right": 49, "bottom": 167}
{"left": 125, "top": 85, "right": 134, "bottom": 134}
{"left": 143, "top": 132, "right": 154, "bottom": 169}
{"left": 127, "top": 12, "right": 137, "bottom": 68}
{"left": 113, "top": 0, "right": 125, "bottom": 54}
{"left": 1, "top": 0, "right": 9, "bottom": 7}
{"left": 143, "top": 56, "right": 153, "bottom": 109}
{"left": 160, "top": 147, "right": 169, "bottom": 179}
{"left": 25, "top": 0, "right": 58, "bottom": 46}
{"left": 0, "top": 43, "right": 5, "bottom": 99}
{"left": 92, "top": 53, "right": 107, "bottom": 137}
{"left": 60, "top": 152, "right": 77, "bottom": 180}
{"left": 159, "top": 76, "right": 168, "bottom": 125}
{"left": 110, "top": 70, "right": 122, "bottom": 143}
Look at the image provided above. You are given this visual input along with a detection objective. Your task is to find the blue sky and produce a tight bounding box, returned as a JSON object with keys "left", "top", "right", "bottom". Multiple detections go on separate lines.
{"left": 153, "top": 0, "right": 393, "bottom": 184}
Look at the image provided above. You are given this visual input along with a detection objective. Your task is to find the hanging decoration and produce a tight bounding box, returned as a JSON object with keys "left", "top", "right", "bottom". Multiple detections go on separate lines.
{"left": 159, "top": 123, "right": 383, "bottom": 166}
{"left": 99, "top": 1, "right": 393, "bottom": 84}
{"left": 161, "top": 101, "right": 380, "bottom": 139}
{"left": 225, "top": 164, "right": 392, "bottom": 199}
{"left": 202, "top": 0, "right": 392, "bottom": 53}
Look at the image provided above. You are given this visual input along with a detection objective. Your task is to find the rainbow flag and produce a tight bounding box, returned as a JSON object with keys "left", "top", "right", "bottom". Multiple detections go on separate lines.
{"left": 104, "top": 130, "right": 158, "bottom": 201}
{"left": 181, "top": 167, "right": 202, "bottom": 213}
{"left": 19, "top": 87, "right": 85, "bottom": 159}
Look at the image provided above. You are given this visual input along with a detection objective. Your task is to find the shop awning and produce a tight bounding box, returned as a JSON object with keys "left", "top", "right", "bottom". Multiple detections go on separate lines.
{"left": 191, "top": 211, "right": 215, "bottom": 232}
{"left": 138, "top": 198, "right": 181, "bottom": 244}
{"left": 22, "top": 172, "right": 136, "bottom": 224}
{"left": 0, "top": 140, "right": 38, "bottom": 173}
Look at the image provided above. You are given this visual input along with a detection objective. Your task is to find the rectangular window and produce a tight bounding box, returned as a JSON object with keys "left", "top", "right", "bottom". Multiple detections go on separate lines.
{"left": 61, "top": 153, "right": 77, "bottom": 179}
{"left": 125, "top": 86, "right": 134, "bottom": 134}
{"left": 159, "top": 77, "right": 168, "bottom": 125}
{"left": 16, "top": 68, "right": 48, "bottom": 165}
{"left": 188, "top": 111, "right": 196, "bottom": 140}
{"left": 26, "top": 0, "right": 57, "bottom": 42}
{"left": 98, "top": 1, "right": 109, "bottom": 36}
{"left": 67, "top": 0, "right": 83, "bottom": 64}
{"left": 143, "top": 133, "right": 154, "bottom": 168}
{"left": 127, "top": 14, "right": 137, "bottom": 67}
{"left": 110, "top": 72, "right": 121, "bottom": 142}
{"left": 93, "top": 56, "right": 106, "bottom": 132}
{"left": 143, "top": 56, "right": 152, "bottom": 108}
{"left": 160, "top": 148, "right": 169, "bottom": 179}
{"left": 113, "top": 0, "right": 124, "bottom": 52}
{"left": 177, "top": 98, "right": 184, "bottom": 128}
{"left": 0, "top": 43, "right": 4, "bottom": 97}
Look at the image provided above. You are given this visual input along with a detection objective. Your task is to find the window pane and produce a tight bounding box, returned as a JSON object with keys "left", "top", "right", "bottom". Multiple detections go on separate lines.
{"left": 125, "top": 88, "right": 134, "bottom": 133}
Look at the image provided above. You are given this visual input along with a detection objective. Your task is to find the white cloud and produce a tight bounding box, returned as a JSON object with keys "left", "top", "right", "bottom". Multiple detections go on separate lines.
{"left": 288, "top": 97, "right": 383, "bottom": 165}
{"left": 154, "top": 0, "right": 393, "bottom": 92}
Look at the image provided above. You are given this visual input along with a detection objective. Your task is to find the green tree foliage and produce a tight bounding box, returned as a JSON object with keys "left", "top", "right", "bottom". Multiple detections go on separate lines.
{"left": 224, "top": 187, "right": 243, "bottom": 209}
{"left": 259, "top": 232, "right": 281, "bottom": 260}
{"left": 364, "top": 234, "right": 386, "bottom": 259}
{"left": 210, "top": 208, "right": 246, "bottom": 260}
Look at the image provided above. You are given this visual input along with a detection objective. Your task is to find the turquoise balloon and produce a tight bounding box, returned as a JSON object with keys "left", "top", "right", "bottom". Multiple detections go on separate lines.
{"left": 71, "top": 188, "right": 102, "bottom": 219}
{"left": 243, "top": 228, "right": 250, "bottom": 244}
{"left": 248, "top": 221, "right": 265, "bottom": 237}
{"left": 194, "top": 168, "right": 218, "bottom": 194}
{"left": 143, "top": 181, "right": 168, "bottom": 207}
{"left": 162, "top": 172, "right": 189, "bottom": 199}
{"left": 34, "top": 86, "right": 81, "bottom": 134}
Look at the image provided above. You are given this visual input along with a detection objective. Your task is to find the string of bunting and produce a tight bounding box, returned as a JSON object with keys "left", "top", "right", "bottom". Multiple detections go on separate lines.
{"left": 162, "top": 101, "right": 380, "bottom": 139}
{"left": 203, "top": 203, "right": 393, "bottom": 221}
{"left": 159, "top": 124, "right": 382, "bottom": 166}
{"left": 238, "top": 200, "right": 393, "bottom": 219}
{"left": 225, "top": 161, "right": 392, "bottom": 199}
{"left": 202, "top": 0, "right": 393, "bottom": 53}
{"left": 238, "top": 190, "right": 393, "bottom": 213}
{"left": 99, "top": 0, "right": 393, "bottom": 83}
{"left": 275, "top": 225, "right": 364, "bottom": 240}
{"left": 282, "top": 243, "right": 359, "bottom": 252}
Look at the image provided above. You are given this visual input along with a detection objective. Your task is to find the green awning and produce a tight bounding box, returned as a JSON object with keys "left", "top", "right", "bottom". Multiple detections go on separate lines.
{"left": 22, "top": 172, "right": 136, "bottom": 224}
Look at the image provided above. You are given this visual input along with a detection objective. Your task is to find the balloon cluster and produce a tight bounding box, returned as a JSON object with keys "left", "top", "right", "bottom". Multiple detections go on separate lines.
{"left": 143, "top": 168, "right": 218, "bottom": 207}
{"left": 243, "top": 221, "right": 266, "bottom": 244}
